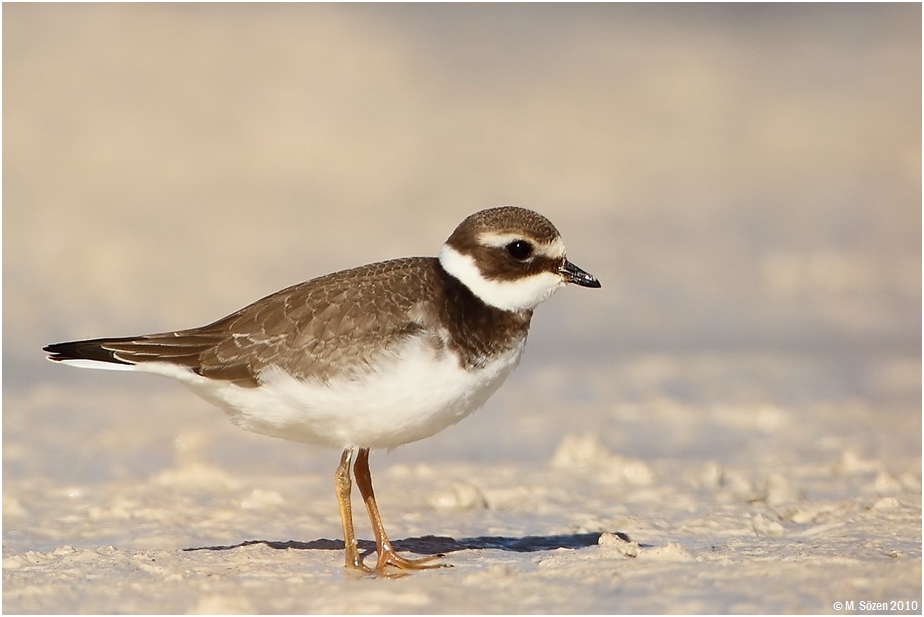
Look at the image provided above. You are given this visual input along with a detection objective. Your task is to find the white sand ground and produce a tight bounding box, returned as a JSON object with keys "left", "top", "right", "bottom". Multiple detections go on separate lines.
{"left": 4, "top": 352, "right": 920, "bottom": 613}
{"left": 4, "top": 4, "right": 921, "bottom": 614}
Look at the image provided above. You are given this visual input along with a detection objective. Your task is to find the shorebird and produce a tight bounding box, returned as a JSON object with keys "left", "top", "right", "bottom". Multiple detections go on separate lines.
{"left": 44, "top": 206, "right": 601, "bottom": 574}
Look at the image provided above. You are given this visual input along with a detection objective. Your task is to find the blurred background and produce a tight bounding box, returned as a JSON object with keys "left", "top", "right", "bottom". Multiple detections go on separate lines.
{"left": 4, "top": 4, "right": 920, "bottom": 486}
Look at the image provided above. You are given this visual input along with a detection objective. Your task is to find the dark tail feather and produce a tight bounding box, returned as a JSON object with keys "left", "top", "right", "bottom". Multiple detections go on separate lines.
{"left": 44, "top": 339, "right": 134, "bottom": 366}
{"left": 44, "top": 331, "right": 223, "bottom": 367}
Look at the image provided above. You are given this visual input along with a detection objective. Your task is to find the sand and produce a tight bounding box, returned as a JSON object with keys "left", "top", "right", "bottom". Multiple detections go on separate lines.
{"left": 5, "top": 352, "right": 920, "bottom": 613}
{"left": 4, "top": 4, "right": 921, "bottom": 614}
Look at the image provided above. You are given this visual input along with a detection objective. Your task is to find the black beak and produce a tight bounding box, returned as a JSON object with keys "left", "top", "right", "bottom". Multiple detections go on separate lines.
{"left": 560, "top": 260, "right": 601, "bottom": 288}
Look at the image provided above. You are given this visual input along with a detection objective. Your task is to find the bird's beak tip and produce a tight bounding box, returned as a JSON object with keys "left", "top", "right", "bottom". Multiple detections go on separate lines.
{"left": 560, "top": 260, "right": 601, "bottom": 288}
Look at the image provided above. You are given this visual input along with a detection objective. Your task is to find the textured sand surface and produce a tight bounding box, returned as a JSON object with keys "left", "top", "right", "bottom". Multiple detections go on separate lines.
{"left": 4, "top": 4, "right": 921, "bottom": 614}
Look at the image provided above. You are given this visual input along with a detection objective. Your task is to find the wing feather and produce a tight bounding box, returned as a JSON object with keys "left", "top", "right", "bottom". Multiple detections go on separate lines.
{"left": 45, "top": 258, "right": 443, "bottom": 387}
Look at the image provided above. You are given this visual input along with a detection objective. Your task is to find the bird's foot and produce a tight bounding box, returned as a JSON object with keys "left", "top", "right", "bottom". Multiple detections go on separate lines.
{"left": 375, "top": 546, "right": 448, "bottom": 573}
{"left": 345, "top": 546, "right": 449, "bottom": 576}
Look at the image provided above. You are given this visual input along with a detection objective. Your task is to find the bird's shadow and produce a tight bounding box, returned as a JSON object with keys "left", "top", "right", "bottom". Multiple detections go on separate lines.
{"left": 183, "top": 531, "right": 633, "bottom": 556}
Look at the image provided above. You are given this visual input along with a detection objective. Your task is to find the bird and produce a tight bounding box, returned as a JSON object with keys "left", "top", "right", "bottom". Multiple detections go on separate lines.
{"left": 44, "top": 206, "right": 601, "bottom": 574}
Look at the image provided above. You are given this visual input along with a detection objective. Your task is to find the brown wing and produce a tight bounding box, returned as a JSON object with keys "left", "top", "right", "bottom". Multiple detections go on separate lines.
{"left": 45, "top": 258, "right": 444, "bottom": 387}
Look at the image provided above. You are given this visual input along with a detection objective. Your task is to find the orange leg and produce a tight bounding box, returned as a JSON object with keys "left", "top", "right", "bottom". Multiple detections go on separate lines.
{"left": 353, "top": 448, "right": 446, "bottom": 572}
{"left": 334, "top": 448, "right": 372, "bottom": 572}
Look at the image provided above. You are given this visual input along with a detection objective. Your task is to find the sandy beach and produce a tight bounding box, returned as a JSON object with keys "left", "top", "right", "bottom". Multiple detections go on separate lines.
{"left": 4, "top": 4, "right": 921, "bottom": 613}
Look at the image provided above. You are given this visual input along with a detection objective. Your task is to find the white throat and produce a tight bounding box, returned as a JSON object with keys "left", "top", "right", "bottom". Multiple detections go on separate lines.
{"left": 438, "top": 244, "right": 565, "bottom": 312}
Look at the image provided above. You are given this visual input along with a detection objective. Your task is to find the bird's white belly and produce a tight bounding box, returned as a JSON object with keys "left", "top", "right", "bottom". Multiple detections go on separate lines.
{"left": 152, "top": 336, "right": 526, "bottom": 449}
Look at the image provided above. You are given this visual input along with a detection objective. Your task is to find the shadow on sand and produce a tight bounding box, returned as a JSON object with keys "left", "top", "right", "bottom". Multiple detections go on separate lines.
{"left": 184, "top": 531, "right": 633, "bottom": 556}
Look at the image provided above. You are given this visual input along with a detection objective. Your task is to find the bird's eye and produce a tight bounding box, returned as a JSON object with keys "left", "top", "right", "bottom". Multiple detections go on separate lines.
{"left": 506, "top": 240, "right": 533, "bottom": 260}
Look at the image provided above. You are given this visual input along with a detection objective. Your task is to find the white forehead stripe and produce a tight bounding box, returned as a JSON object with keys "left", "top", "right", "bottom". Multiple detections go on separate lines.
{"left": 438, "top": 244, "right": 566, "bottom": 312}
{"left": 477, "top": 232, "right": 566, "bottom": 260}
